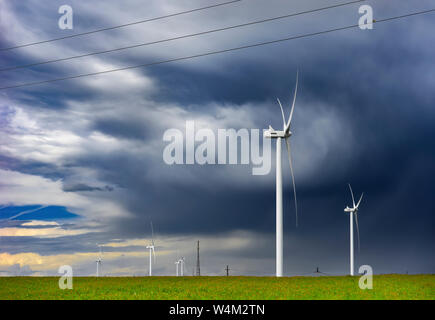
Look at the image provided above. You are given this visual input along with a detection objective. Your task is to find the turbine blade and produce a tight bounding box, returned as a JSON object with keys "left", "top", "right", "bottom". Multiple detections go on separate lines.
{"left": 285, "top": 71, "right": 299, "bottom": 132}
{"left": 150, "top": 221, "right": 155, "bottom": 246}
{"left": 348, "top": 184, "right": 355, "bottom": 207}
{"left": 285, "top": 138, "right": 298, "bottom": 226}
{"left": 354, "top": 212, "right": 361, "bottom": 253}
{"left": 277, "top": 98, "right": 286, "bottom": 130}
{"left": 152, "top": 247, "right": 156, "bottom": 263}
{"left": 97, "top": 244, "right": 103, "bottom": 260}
{"left": 356, "top": 193, "right": 364, "bottom": 208}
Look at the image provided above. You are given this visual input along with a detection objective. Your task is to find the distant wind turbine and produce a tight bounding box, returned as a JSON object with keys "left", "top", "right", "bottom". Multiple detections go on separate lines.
{"left": 146, "top": 222, "right": 156, "bottom": 276}
{"left": 96, "top": 244, "right": 103, "bottom": 277}
{"left": 175, "top": 260, "right": 180, "bottom": 276}
{"left": 264, "top": 71, "right": 299, "bottom": 277}
{"left": 344, "top": 184, "right": 363, "bottom": 276}
{"left": 180, "top": 257, "right": 185, "bottom": 276}
{"left": 175, "top": 257, "right": 185, "bottom": 276}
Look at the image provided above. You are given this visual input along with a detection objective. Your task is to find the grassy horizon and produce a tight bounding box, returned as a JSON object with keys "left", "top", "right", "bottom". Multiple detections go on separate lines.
{"left": 0, "top": 274, "right": 433, "bottom": 300}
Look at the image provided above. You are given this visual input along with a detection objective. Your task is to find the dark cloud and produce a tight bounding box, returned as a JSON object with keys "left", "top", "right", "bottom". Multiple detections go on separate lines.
{"left": 63, "top": 183, "right": 113, "bottom": 192}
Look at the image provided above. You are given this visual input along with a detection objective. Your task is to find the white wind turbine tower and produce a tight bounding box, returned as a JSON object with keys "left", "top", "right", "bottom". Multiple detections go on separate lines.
{"left": 175, "top": 260, "right": 180, "bottom": 276}
{"left": 344, "top": 184, "right": 363, "bottom": 276}
{"left": 146, "top": 222, "right": 156, "bottom": 276}
{"left": 264, "top": 72, "right": 299, "bottom": 277}
{"left": 96, "top": 244, "right": 103, "bottom": 277}
{"left": 180, "top": 257, "right": 185, "bottom": 276}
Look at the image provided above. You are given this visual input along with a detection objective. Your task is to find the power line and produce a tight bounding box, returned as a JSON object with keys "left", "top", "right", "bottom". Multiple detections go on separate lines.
{"left": 1, "top": 8, "right": 434, "bottom": 91}
{"left": 0, "top": 0, "right": 242, "bottom": 52}
{"left": 0, "top": 0, "right": 366, "bottom": 72}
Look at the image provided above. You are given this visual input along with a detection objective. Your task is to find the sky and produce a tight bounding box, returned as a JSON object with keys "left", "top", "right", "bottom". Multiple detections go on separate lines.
{"left": 0, "top": 0, "right": 434, "bottom": 277}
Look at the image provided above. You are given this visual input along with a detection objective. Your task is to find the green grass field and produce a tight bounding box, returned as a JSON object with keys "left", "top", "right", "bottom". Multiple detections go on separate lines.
{"left": 0, "top": 275, "right": 433, "bottom": 300}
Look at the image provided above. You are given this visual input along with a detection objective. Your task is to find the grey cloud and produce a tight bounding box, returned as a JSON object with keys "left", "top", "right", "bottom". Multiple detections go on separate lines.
{"left": 63, "top": 183, "right": 114, "bottom": 192}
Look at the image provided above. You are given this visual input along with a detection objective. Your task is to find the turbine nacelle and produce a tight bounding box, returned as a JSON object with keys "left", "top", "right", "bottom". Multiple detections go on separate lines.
{"left": 264, "top": 126, "right": 291, "bottom": 139}
{"left": 344, "top": 206, "right": 357, "bottom": 213}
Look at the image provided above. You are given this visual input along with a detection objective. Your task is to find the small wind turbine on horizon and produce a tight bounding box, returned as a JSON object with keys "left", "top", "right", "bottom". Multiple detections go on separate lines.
{"left": 175, "top": 257, "right": 185, "bottom": 276}
{"left": 175, "top": 260, "right": 180, "bottom": 276}
{"left": 264, "top": 71, "right": 299, "bottom": 277}
{"left": 96, "top": 244, "right": 103, "bottom": 277}
{"left": 146, "top": 222, "right": 156, "bottom": 276}
{"left": 344, "top": 184, "right": 363, "bottom": 276}
{"left": 179, "top": 257, "right": 185, "bottom": 276}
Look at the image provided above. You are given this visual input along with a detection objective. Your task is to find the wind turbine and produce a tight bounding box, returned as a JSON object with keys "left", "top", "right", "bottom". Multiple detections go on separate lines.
{"left": 264, "top": 72, "right": 299, "bottom": 277}
{"left": 344, "top": 184, "right": 363, "bottom": 276}
{"left": 175, "top": 260, "right": 180, "bottom": 276}
{"left": 96, "top": 244, "right": 103, "bottom": 277}
{"left": 146, "top": 222, "right": 156, "bottom": 276}
{"left": 180, "top": 257, "right": 185, "bottom": 276}
{"left": 175, "top": 257, "right": 184, "bottom": 276}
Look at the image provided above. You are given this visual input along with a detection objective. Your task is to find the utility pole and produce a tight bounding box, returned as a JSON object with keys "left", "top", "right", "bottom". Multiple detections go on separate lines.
{"left": 196, "top": 240, "right": 200, "bottom": 276}
{"left": 226, "top": 265, "right": 230, "bottom": 276}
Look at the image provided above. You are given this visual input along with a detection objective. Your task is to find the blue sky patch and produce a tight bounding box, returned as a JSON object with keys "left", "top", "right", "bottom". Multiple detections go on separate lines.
{"left": 0, "top": 205, "right": 79, "bottom": 220}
